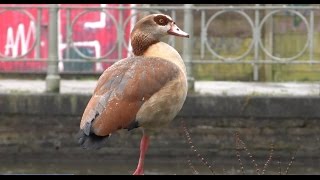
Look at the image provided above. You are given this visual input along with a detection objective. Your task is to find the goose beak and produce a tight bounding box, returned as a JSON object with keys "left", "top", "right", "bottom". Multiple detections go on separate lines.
{"left": 167, "top": 22, "right": 189, "bottom": 38}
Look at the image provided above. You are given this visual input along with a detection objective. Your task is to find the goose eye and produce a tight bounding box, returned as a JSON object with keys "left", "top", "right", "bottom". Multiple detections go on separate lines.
{"left": 154, "top": 15, "right": 168, "bottom": 26}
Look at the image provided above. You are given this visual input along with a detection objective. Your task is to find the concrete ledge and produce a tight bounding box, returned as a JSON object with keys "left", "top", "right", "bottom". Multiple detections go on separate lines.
{"left": 0, "top": 93, "right": 89, "bottom": 116}
{"left": 182, "top": 95, "right": 320, "bottom": 118}
{"left": 0, "top": 93, "right": 320, "bottom": 118}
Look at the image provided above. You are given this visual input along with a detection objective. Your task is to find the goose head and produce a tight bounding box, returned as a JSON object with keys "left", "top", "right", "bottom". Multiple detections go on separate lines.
{"left": 130, "top": 14, "right": 189, "bottom": 56}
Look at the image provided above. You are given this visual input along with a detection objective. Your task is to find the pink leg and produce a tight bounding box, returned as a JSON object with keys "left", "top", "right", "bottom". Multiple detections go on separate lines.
{"left": 133, "top": 135, "right": 150, "bottom": 175}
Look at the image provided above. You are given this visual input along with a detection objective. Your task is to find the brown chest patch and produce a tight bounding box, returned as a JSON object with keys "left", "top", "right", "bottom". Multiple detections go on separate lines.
{"left": 131, "top": 33, "right": 159, "bottom": 56}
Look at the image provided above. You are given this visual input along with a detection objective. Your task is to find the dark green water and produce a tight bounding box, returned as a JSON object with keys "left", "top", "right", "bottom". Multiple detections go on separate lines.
{"left": 0, "top": 161, "right": 319, "bottom": 175}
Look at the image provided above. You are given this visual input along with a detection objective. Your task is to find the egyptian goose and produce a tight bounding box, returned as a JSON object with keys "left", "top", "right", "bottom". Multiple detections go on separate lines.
{"left": 78, "top": 13, "right": 189, "bottom": 175}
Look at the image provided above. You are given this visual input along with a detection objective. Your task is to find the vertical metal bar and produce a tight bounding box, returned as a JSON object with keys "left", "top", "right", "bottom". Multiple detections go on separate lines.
{"left": 118, "top": 4, "right": 123, "bottom": 60}
{"left": 183, "top": 4, "right": 194, "bottom": 91}
{"left": 309, "top": 10, "right": 314, "bottom": 64}
{"left": 168, "top": 10, "right": 176, "bottom": 47}
{"left": 253, "top": 4, "right": 260, "bottom": 81}
{"left": 200, "top": 10, "right": 205, "bottom": 59}
{"left": 46, "top": 4, "right": 60, "bottom": 93}
{"left": 264, "top": 5, "right": 273, "bottom": 81}
{"left": 35, "top": 8, "right": 42, "bottom": 59}
{"left": 66, "top": 8, "right": 71, "bottom": 60}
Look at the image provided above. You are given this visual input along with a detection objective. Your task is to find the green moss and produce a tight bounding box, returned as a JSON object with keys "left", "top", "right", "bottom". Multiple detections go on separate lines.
{"left": 69, "top": 95, "right": 78, "bottom": 114}
{"left": 193, "top": 63, "right": 254, "bottom": 81}
{"left": 8, "top": 89, "right": 32, "bottom": 94}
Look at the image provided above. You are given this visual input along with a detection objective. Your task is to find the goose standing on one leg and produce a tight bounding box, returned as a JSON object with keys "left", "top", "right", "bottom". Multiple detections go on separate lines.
{"left": 77, "top": 13, "right": 189, "bottom": 175}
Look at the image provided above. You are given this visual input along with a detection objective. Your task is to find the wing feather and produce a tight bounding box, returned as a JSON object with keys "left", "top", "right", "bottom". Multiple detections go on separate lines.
{"left": 80, "top": 56, "right": 180, "bottom": 136}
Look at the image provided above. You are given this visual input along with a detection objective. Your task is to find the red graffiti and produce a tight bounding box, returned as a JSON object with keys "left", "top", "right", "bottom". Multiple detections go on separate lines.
{"left": 0, "top": 4, "right": 135, "bottom": 73}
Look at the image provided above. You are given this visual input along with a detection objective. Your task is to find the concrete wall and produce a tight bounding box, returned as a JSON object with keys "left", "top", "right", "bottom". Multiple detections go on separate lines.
{"left": 0, "top": 93, "right": 319, "bottom": 174}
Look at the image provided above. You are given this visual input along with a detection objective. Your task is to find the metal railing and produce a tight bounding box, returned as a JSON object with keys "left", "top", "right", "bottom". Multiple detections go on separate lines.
{"left": 0, "top": 4, "right": 319, "bottom": 92}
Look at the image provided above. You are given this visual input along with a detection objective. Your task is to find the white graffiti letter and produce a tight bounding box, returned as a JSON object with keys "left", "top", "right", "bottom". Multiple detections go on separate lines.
{"left": 84, "top": 4, "right": 107, "bottom": 29}
{"left": 5, "top": 21, "right": 35, "bottom": 57}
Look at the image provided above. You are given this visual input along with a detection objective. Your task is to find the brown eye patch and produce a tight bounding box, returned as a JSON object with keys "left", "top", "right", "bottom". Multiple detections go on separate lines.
{"left": 154, "top": 15, "right": 172, "bottom": 26}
